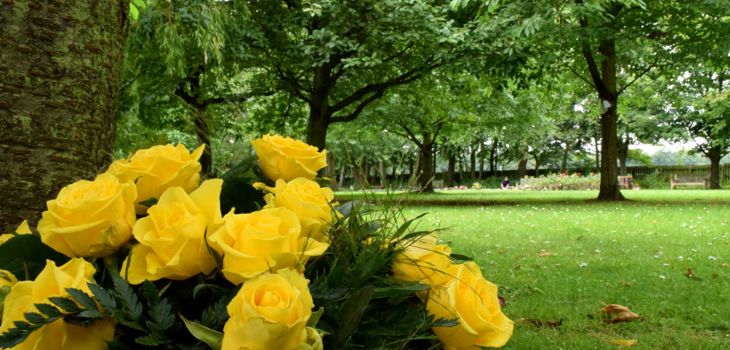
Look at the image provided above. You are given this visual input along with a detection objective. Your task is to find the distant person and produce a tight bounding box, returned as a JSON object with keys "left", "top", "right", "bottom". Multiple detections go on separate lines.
{"left": 500, "top": 176, "right": 511, "bottom": 190}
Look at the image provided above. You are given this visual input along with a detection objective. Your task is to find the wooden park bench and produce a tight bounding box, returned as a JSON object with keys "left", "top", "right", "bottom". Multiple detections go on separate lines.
{"left": 670, "top": 174, "right": 708, "bottom": 190}
{"left": 618, "top": 175, "right": 634, "bottom": 189}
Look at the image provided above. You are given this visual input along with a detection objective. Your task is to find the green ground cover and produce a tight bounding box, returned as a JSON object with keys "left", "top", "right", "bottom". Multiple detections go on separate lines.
{"left": 341, "top": 190, "right": 730, "bottom": 349}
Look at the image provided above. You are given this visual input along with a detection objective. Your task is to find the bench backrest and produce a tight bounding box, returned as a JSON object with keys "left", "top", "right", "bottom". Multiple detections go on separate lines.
{"left": 672, "top": 174, "right": 707, "bottom": 182}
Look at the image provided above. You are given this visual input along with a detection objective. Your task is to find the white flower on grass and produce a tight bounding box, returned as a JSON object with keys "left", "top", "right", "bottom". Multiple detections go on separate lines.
{"left": 677, "top": 256, "right": 684, "bottom": 261}
{"left": 708, "top": 256, "right": 717, "bottom": 261}
{"left": 578, "top": 262, "right": 588, "bottom": 268}
{"left": 659, "top": 274, "right": 666, "bottom": 280}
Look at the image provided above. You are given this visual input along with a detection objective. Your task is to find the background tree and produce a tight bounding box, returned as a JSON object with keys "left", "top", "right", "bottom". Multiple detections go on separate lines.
{"left": 233, "top": 0, "right": 485, "bottom": 149}
{"left": 0, "top": 1, "right": 129, "bottom": 229}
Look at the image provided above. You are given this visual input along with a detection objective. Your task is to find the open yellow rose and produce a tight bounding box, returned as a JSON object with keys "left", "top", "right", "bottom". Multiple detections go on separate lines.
{"left": 0, "top": 259, "right": 115, "bottom": 350}
{"left": 107, "top": 144, "right": 204, "bottom": 213}
{"left": 251, "top": 135, "right": 327, "bottom": 181}
{"left": 222, "top": 269, "right": 313, "bottom": 350}
{"left": 0, "top": 220, "right": 32, "bottom": 245}
{"left": 427, "top": 262, "right": 513, "bottom": 349}
{"left": 392, "top": 233, "right": 453, "bottom": 287}
{"left": 37, "top": 173, "right": 137, "bottom": 258}
{"left": 121, "top": 179, "right": 222, "bottom": 284}
{"left": 208, "top": 207, "right": 329, "bottom": 285}
{"left": 260, "top": 178, "right": 336, "bottom": 242}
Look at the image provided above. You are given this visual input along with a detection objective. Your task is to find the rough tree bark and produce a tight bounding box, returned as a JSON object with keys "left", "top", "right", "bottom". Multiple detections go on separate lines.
{"left": 0, "top": 0, "right": 129, "bottom": 230}
{"left": 707, "top": 146, "right": 723, "bottom": 189}
{"left": 517, "top": 159, "right": 528, "bottom": 179}
{"left": 417, "top": 133, "right": 435, "bottom": 192}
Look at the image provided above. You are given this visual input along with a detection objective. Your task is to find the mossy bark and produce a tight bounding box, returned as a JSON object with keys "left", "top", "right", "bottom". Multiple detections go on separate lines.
{"left": 0, "top": 0, "right": 128, "bottom": 230}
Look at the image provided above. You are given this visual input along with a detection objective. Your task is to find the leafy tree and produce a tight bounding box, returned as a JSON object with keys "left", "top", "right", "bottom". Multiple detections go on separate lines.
{"left": 233, "top": 0, "right": 486, "bottom": 149}
{"left": 0, "top": 1, "right": 129, "bottom": 229}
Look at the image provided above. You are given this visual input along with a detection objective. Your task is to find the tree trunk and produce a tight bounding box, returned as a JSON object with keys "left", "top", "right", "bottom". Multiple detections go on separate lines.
{"left": 378, "top": 160, "right": 387, "bottom": 188}
{"left": 595, "top": 39, "right": 624, "bottom": 200}
{"left": 478, "top": 142, "right": 485, "bottom": 179}
{"left": 469, "top": 143, "right": 477, "bottom": 180}
{"left": 192, "top": 108, "right": 213, "bottom": 176}
{"left": 561, "top": 143, "right": 570, "bottom": 171}
{"left": 534, "top": 156, "right": 541, "bottom": 176}
{"left": 446, "top": 152, "right": 456, "bottom": 187}
{"left": 0, "top": 0, "right": 128, "bottom": 230}
{"left": 517, "top": 159, "right": 528, "bottom": 179}
{"left": 306, "top": 109, "right": 329, "bottom": 151}
{"left": 593, "top": 131, "right": 600, "bottom": 172}
{"left": 327, "top": 152, "right": 337, "bottom": 189}
{"left": 489, "top": 139, "right": 499, "bottom": 177}
{"left": 617, "top": 133, "right": 629, "bottom": 176}
{"left": 418, "top": 133, "right": 434, "bottom": 192}
{"left": 338, "top": 164, "right": 346, "bottom": 189}
{"left": 707, "top": 146, "right": 722, "bottom": 189}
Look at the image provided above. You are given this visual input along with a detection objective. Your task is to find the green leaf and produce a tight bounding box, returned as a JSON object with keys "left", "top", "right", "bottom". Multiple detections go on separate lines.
{"left": 112, "top": 275, "right": 143, "bottom": 320}
{"left": 449, "top": 253, "right": 473, "bottom": 262}
{"left": 33, "top": 303, "right": 61, "bottom": 318}
{"left": 129, "top": 4, "right": 139, "bottom": 21}
{"left": 87, "top": 283, "right": 117, "bottom": 312}
{"left": 333, "top": 285, "right": 376, "bottom": 347}
{"left": 180, "top": 314, "right": 223, "bottom": 350}
{"left": 307, "top": 307, "right": 324, "bottom": 327}
{"left": 49, "top": 296, "right": 81, "bottom": 313}
{"left": 432, "top": 318, "right": 460, "bottom": 327}
{"left": 138, "top": 197, "right": 158, "bottom": 209}
{"left": 0, "top": 234, "right": 69, "bottom": 280}
{"left": 219, "top": 156, "right": 265, "bottom": 214}
{"left": 66, "top": 288, "right": 99, "bottom": 311}
{"left": 23, "top": 312, "right": 46, "bottom": 325}
{"left": 131, "top": 0, "right": 146, "bottom": 9}
{"left": 373, "top": 284, "right": 430, "bottom": 299}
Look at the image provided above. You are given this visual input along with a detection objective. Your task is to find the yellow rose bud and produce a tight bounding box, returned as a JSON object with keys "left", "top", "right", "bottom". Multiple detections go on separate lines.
{"left": 392, "top": 234, "right": 453, "bottom": 287}
{"left": 0, "top": 220, "right": 32, "bottom": 245}
{"left": 261, "top": 178, "right": 336, "bottom": 242}
{"left": 427, "top": 262, "right": 514, "bottom": 349}
{"left": 0, "top": 259, "right": 115, "bottom": 350}
{"left": 251, "top": 134, "right": 327, "bottom": 182}
{"left": 208, "top": 208, "right": 328, "bottom": 285}
{"left": 222, "top": 269, "right": 314, "bottom": 350}
{"left": 107, "top": 144, "right": 204, "bottom": 213}
{"left": 121, "top": 179, "right": 223, "bottom": 284}
{"left": 37, "top": 173, "right": 137, "bottom": 258}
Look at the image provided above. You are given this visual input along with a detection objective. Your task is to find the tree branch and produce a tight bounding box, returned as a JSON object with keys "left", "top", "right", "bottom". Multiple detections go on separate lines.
{"left": 399, "top": 124, "right": 423, "bottom": 148}
{"left": 567, "top": 65, "right": 593, "bottom": 87}
{"left": 329, "top": 88, "right": 386, "bottom": 124}
{"left": 617, "top": 61, "right": 658, "bottom": 96}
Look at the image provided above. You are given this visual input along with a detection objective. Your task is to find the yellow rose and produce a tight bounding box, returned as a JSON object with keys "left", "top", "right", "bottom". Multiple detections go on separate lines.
{"left": 121, "top": 179, "right": 223, "bottom": 284}
{"left": 0, "top": 220, "right": 32, "bottom": 245}
{"left": 208, "top": 208, "right": 328, "bottom": 285}
{"left": 426, "top": 262, "right": 514, "bottom": 349}
{"left": 0, "top": 269, "right": 17, "bottom": 288}
{"left": 37, "top": 173, "right": 137, "bottom": 258}
{"left": 392, "top": 234, "right": 453, "bottom": 287}
{"left": 222, "top": 269, "right": 314, "bottom": 350}
{"left": 260, "top": 178, "right": 336, "bottom": 242}
{"left": 251, "top": 135, "right": 327, "bottom": 181}
{"left": 107, "top": 144, "right": 204, "bottom": 213}
{"left": 0, "top": 259, "right": 115, "bottom": 350}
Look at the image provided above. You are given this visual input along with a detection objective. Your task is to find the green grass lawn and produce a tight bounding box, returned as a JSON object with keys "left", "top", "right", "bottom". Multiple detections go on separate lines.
{"left": 343, "top": 190, "right": 730, "bottom": 349}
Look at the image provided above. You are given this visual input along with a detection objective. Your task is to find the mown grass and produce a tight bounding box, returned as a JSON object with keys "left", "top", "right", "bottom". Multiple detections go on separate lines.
{"left": 341, "top": 190, "right": 730, "bottom": 349}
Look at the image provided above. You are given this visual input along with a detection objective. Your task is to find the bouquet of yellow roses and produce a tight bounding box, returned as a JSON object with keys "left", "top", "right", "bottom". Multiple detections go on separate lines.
{"left": 0, "top": 135, "right": 512, "bottom": 350}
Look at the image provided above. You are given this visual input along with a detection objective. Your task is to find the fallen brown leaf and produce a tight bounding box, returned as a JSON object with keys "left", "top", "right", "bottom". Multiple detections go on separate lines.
{"left": 685, "top": 268, "right": 700, "bottom": 280}
{"left": 608, "top": 338, "right": 638, "bottom": 347}
{"left": 601, "top": 304, "right": 640, "bottom": 323}
{"left": 538, "top": 249, "right": 553, "bottom": 257}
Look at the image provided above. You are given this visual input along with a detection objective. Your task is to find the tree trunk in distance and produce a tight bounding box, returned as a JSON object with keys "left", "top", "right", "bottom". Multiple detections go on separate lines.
{"left": 617, "top": 134, "right": 629, "bottom": 176}
{"left": 469, "top": 143, "right": 476, "bottom": 180}
{"left": 478, "top": 142, "right": 485, "bottom": 179}
{"left": 561, "top": 143, "right": 570, "bottom": 171}
{"left": 327, "top": 152, "right": 337, "bottom": 189}
{"left": 593, "top": 132, "right": 600, "bottom": 172}
{"left": 517, "top": 159, "right": 527, "bottom": 179}
{"left": 489, "top": 139, "right": 498, "bottom": 177}
{"left": 0, "top": 0, "right": 128, "bottom": 230}
{"left": 418, "top": 133, "right": 434, "bottom": 192}
{"left": 446, "top": 152, "right": 456, "bottom": 187}
{"left": 378, "top": 160, "right": 387, "bottom": 188}
{"left": 707, "top": 146, "right": 722, "bottom": 189}
{"left": 337, "top": 164, "right": 346, "bottom": 189}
